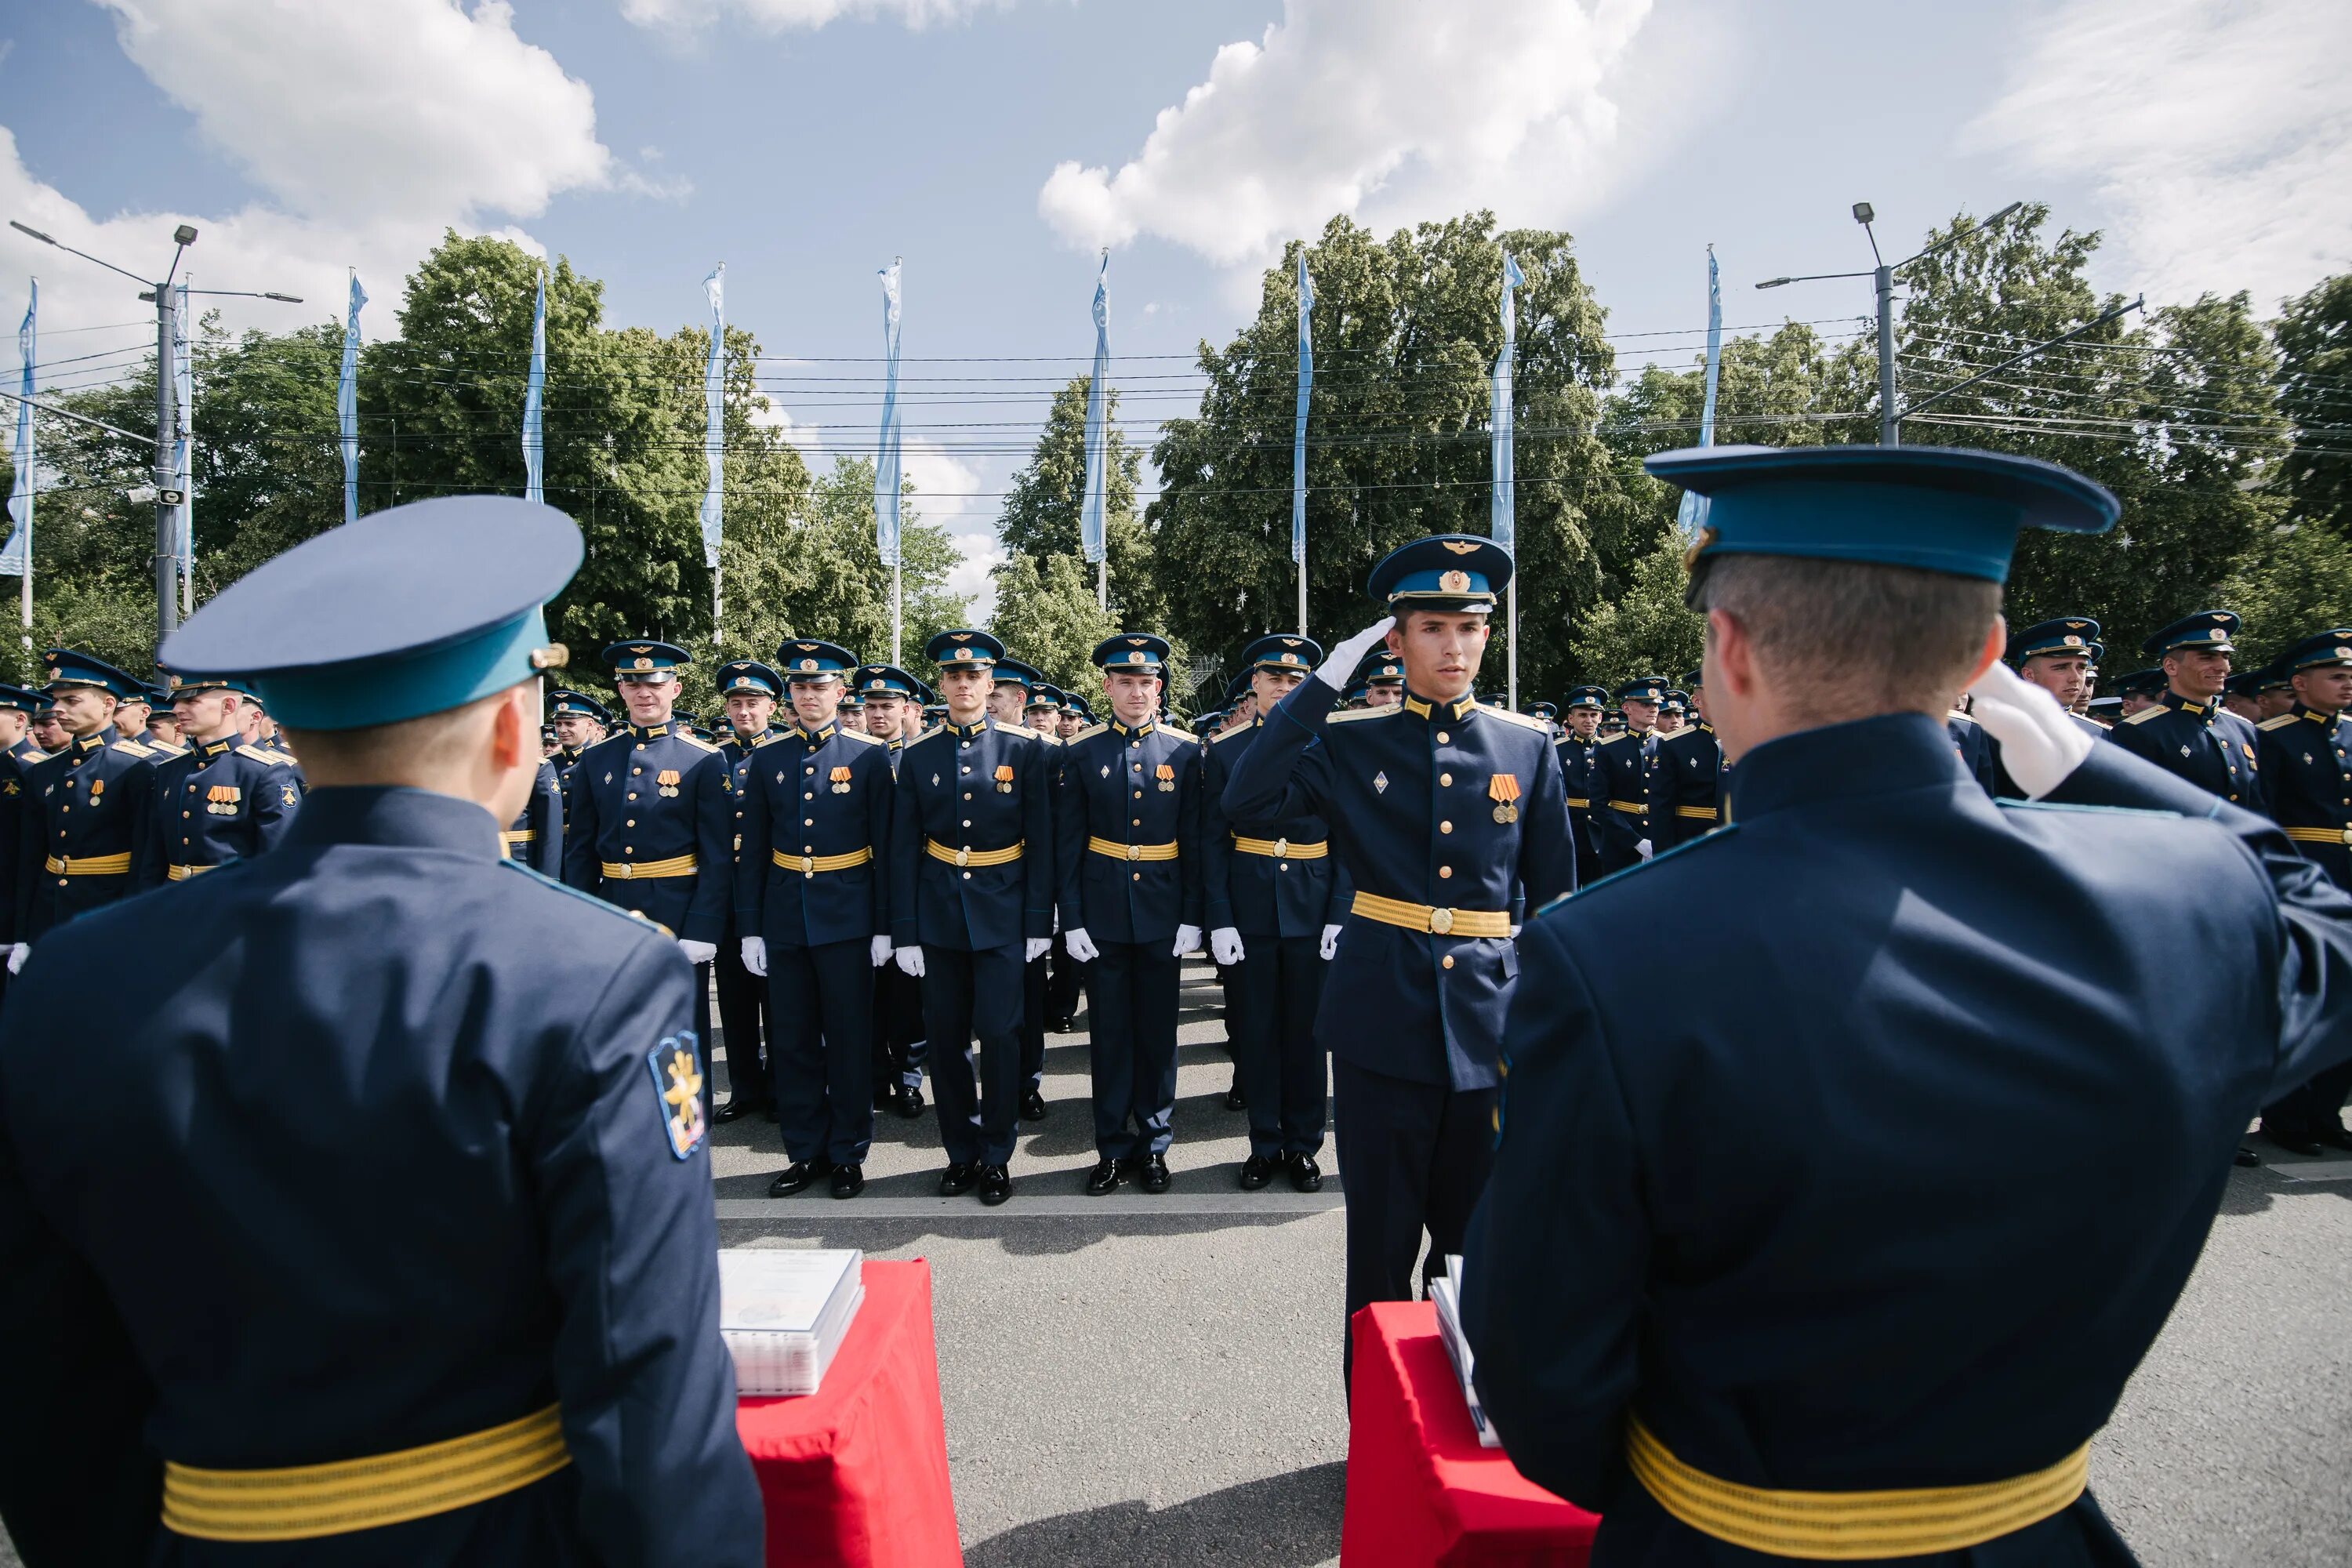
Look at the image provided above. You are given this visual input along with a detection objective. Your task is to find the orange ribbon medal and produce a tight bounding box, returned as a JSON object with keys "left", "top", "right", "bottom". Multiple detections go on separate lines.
{"left": 1489, "top": 772, "right": 1520, "bottom": 825}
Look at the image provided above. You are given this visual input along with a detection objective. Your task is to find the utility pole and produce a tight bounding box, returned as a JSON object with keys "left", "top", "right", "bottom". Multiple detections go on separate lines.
{"left": 8, "top": 220, "right": 300, "bottom": 646}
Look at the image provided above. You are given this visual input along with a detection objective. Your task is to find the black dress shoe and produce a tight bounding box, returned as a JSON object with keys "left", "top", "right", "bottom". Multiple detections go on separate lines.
{"left": 830, "top": 1163, "right": 865, "bottom": 1199}
{"left": 939, "top": 1161, "right": 978, "bottom": 1196}
{"left": 2261, "top": 1127, "right": 2325, "bottom": 1157}
{"left": 2234, "top": 1144, "right": 2263, "bottom": 1167}
{"left": 768, "top": 1160, "right": 830, "bottom": 1197}
{"left": 1138, "top": 1153, "right": 1171, "bottom": 1194}
{"left": 895, "top": 1084, "right": 926, "bottom": 1120}
{"left": 977, "top": 1163, "right": 1013, "bottom": 1206}
{"left": 1225, "top": 1083, "right": 1247, "bottom": 1111}
{"left": 1049, "top": 1016, "right": 1076, "bottom": 1035}
{"left": 714, "top": 1098, "right": 762, "bottom": 1123}
{"left": 1238, "top": 1154, "right": 1276, "bottom": 1191}
{"left": 2321, "top": 1125, "right": 2352, "bottom": 1152}
{"left": 1287, "top": 1152, "right": 1324, "bottom": 1193}
{"left": 1021, "top": 1090, "right": 1047, "bottom": 1122}
{"left": 1084, "top": 1158, "right": 1124, "bottom": 1196}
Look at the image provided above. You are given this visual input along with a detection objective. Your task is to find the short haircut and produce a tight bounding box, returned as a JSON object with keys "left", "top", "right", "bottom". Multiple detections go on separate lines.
{"left": 1694, "top": 554, "right": 1999, "bottom": 724}
{"left": 281, "top": 685, "right": 510, "bottom": 778}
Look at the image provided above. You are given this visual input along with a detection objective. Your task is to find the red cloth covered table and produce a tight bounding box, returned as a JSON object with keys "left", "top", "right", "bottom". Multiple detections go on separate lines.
{"left": 1341, "top": 1301, "right": 1600, "bottom": 1567}
{"left": 735, "top": 1258, "right": 964, "bottom": 1568}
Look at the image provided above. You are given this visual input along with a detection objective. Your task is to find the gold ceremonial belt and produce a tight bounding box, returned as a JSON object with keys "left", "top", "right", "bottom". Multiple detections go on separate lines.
{"left": 1231, "top": 833, "right": 1327, "bottom": 860}
{"left": 1565, "top": 797, "right": 1591, "bottom": 809}
{"left": 166, "top": 863, "right": 216, "bottom": 881}
{"left": 1607, "top": 799, "right": 1647, "bottom": 815}
{"left": 45, "top": 852, "right": 132, "bottom": 877}
{"left": 2284, "top": 826, "right": 2352, "bottom": 847}
{"left": 162, "top": 1403, "right": 570, "bottom": 1543}
{"left": 601, "top": 854, "right": 697, "bottom": 880}
{"left": 1351, "top": 891, "right": 1510, "bottom": 939}
{"left": 1675, "top": 806, "right": 1719, "bottom": 821}
{"left": 925, "top": 838, "right": 1024, "bottom": 869}
{"left": 1088, "top": 836, "right": 1180, "bottom": 863}
{"left": 772, "top": 847, "right": 874, "bottom": 875}
{"left": 1625, "top": 1416, "right": 2089, "bottom": 1561}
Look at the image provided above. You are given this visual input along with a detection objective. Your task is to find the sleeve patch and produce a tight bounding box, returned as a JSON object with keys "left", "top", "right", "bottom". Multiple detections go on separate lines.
{"left": 649, "top": 1033, "right": 707, "bottom": 1159}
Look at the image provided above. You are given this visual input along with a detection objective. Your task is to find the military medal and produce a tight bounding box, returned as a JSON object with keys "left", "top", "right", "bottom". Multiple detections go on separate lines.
{"left": 1156, "top": 762, "right": 1175, "bottom": 793}
{"left": 995, "top": 764, "right": 1014, "bottom": 794}
{"left": 830, "top": 764, "right": 853, "bottom": 795}
{"left": 658, "top": 768, "right": 682, "bottom": 798}
{"left": 1489, "top": 772, "right": 1520, "bottom": 824}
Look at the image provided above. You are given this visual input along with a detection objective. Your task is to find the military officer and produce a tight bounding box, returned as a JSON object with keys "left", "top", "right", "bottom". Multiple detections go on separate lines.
{"left": 998, "top": 658, "right": 1062, "bottom": 1122}
{"left": 2112, "top": 667, "right": 2163, "bottom": 720}
{"left": 0, "top": 495, "right": 760, "bottom": 1566}
{"left": 710, "top": 659, "right": 785, "bottom": 1123}
{"left": 2107, "top": 611, "right": 2263, "bottom": 810}
{"left": 1223, "top": 536, "right": 1573, "bottom": 1380}
{"left": 735, "top": 641, "right": 894, "bottom": 1200}
{"left": 2221, "top": 670, "right": 2266, "bottom": 725}
{"left": 135, "top": 674, "right": 302, "bottom": 890}
{"left": 547, "top": 688, "right": 608, "bottom": 791}
{"left": 501, "top": 757, "right": 564, "bottom": 877}
{"left": 1554, "top": 686, "right": 1606, "bottom": 861}
{"left": 1203, "top": 634, "right": 1344, "bottom": 1192}
{"left": 1591, "top": 676, "right": 1665, "bottom": 877}
{"left": 562, "top": 639, "right": 732, "bottom": 1113}
{"left": 2252, "top": 628, "right": 2352, "bottom": 1155}
{"left": 1025, "top": 682, "right": 1063, "bottom": 733}
{"left": 113, "top": 687, "right": 153, "bottom": 745}
{"left": 140, "top": 690, "right": 186, "bottom": 756}
{"left": 0, "top": 684, "right": 46, "bottom": 993}
{"left": 889, "top": 630, "right": 1053, "bottom": 1206}
{"left": 1462, "top": 441, "right": 2352, "bottom": 1568}
{"left": 2256, "top": 662, "right": 2297, "bottom": 723}
{"left": 856, "top": 664, "right": 930, "bottom": 1119}
{"left": 1524, "top": 699, "right": 1560, "bottom": 740}
{"left": 9, "top": 650, "right": 160, "bottom": 968}
{"left": 1990, "top": 618, "right": 2109, "bottom": 798}
{"left": 1652, "top": 669, "right": 1722, "bottom": 850}
{"left": 0, "top": 684, "right": 41, "bottom": 767}
{"left": 28, "top": 697, "right": 66, "bottom": 757}
{"left": 1656, "top": 690, "right": 1687, "bottom": 735}
{"left": 1356, "top": 647, "right": 1405, "bottom": 710}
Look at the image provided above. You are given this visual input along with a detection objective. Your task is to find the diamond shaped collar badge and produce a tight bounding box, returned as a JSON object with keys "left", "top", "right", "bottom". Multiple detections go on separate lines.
{"left": 1374, "top": 771, "right": 1388, "bottom": 794}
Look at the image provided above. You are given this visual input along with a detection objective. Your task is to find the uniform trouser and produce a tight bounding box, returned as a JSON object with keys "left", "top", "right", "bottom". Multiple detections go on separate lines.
{"left": 1592, "top": 828, "right": 1646, "bottom": 880}
{"left": 1213, "top": 960, "right": 1237, "bottom": 1061}
{"left": 1047, "top": 942, "right": 1086, "bottom": 1024}
{"left": 1332, "top": 1055, "right": 1496, "bottom": 1387}
{"left": 2262, "top": 1058, "right": 2352, "bottom": 1145}
{"left": 691, "top": 962, "right": 715, "bottom": 1119}
{"left": 713, "top": 920, "right": 770, "bottom": 1106}
{"left": 767, "top": 938, "right": 876, "bottom": 1167}
{"left": 921, "top": 943, "right": 1024, "bottom": 1167}
{"left": 1021, "top": 949, "right": 1048, "bottom": 1094}
{"left": 1231, "top": 934, "right": 1329, "bottom": 1159}
{"left": 1087, "top": 939, "right": 1180, "bottom": 1160}
{"left": 872, "top": 964, "right": 927, "bottom": 1093}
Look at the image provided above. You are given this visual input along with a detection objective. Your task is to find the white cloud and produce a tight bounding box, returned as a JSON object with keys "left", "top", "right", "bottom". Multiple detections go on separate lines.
{"left": 945, "top": 530, "right": 1003, "bottom": 619}
{"left": 1037, "top": 0, "right": 1653, "bottom": 267}
{"left": 1963, "top": 0, "right": 2352, "bottom": 310}
{"left": 622, "top": 0, "right": 1011, "bottom": 34}
{"left": 1, "top": 1, "right": 634, "bottom": 342}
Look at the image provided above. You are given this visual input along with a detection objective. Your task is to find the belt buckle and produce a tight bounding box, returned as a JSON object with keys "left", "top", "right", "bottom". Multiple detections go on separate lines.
{"left": 1127, "top": 843, "right": 1142, "bottom": 862}
{"left": 614, "top": 862, "right": 631, "bottom": 880}
{"left": 955, "top": 845, "right": 971, "bottom": 868}
{"left": 1428, "top": 906, "right": 1455, "bottom": 935}
{"left": 801, "top": 855, "right": 816, "bottom": 876}
{"left": 1272, "top": 837, "right": 1289, "bottom": 858}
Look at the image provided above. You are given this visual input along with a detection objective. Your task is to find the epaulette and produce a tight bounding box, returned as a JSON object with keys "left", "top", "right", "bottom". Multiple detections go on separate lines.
{"left": 1324, "top": 705, "right": 1400, "bottom": 725}
{"left": 991, "top": 720, "right": 1036, "bottom": 740}
{"left": 235, "top": 743, "right": 294, "bottom": 767}
{"left": 1947, "top": 708, "right": 1977, "bottom": 727}
{"left": 1478, "top": 705, "right": 1550, "bottom": 733}
{"left": 902, "top": 727, "right": 945, "bottom": 752}
{"left": 1028, "top": 730, "right": 1062, "bottom": 748}
{"left": 1538, "top": 823, "right": 1740, "bottom": 913}
{"left": 1160, "top": 724, "right": 1197, "bottom": 744}
{"left": 2257, "top": 713, "right": 2299, "bottom": 731}
{"left": 501, "top": 859, "right": 674, "bottom": 931}
{"left": 751, "top": 730, "right": 790, "bottom": 749}
{"left": 838, "top": 728, "right": 886, "bottom": 746}
{"left": 2122, "top": 706, "right": 2166, "bottom": 726}
{"left": 18, "top": 748, "right": 47, "bottom": 764}
{"left": 111, "top": 739, "right": 154, "bottom": 757}
{"left": 1597, "top": 731, "right": 1633, "bottom": 746}
{"left": 1210, "top": 723, "right": 1254, "bottom": 746}
{"left": 1069, "top": 722, "right": 1109, "bottom": 743}
{"left": 147, "top": 739, "right": 187, "bottom": 756}
{"left": 677, "top": 733, "right": 722, "bottom": 753}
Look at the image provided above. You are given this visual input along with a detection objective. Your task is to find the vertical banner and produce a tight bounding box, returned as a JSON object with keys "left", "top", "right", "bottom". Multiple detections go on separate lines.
{"left": 171, "top": 277, "right": 194, "bottom": 584}
{"left": 1078, "top": 250, "right": 1109, "bottom": 575}
{"left": 522, "top": 268, "right": 546, "bottom": 504}
{"left": 873, "top": 260, "right": 903, "bottom": 568}
{"left": 339, "top": 269, "right": 365, "bottom": 526}
{"left": 1292, "top": 252, "right": 1312, "bottom": 566}
{"left": 1675, "top": 245, "right": 1722, "bottom": 539}
{"left": 0, "top": 280, "right": 32, "bottom": 580}
{"left": 1491, "top": 251, "right": 1525, "bottom": 550}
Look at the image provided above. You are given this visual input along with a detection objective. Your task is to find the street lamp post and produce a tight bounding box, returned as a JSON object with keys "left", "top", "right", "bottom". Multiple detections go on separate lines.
{"left": 7, "top": 219, "right": 300, "bottom": 644}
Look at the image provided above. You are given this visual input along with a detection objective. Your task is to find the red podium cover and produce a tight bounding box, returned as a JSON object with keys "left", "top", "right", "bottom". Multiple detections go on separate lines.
{"left": 735, "top": 1258, "right": 964, "bottom": 1568}
{"left": 1340, "top": 1302, "right": 1599, "bottom": 1567}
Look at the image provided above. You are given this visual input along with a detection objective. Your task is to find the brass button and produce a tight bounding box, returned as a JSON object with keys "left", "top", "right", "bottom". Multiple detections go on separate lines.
{"left": 962, "top": 871, "right": 972, "bottom": 880}
{"left": 627, "top": 792, "right": 637, "bottom": 800}
{"left": 632, "top": 767, "right": 642, "bottom": 775}
{"left": 1439, "top": 866, "right": 1453, "bottom": 879}
{"left": 1132, "top": 873, "right": 1141, "bottom": 881}
{"left": 1441, "top": 955, "right": 1455, "bottom": 970}
{"left": 1439, "top": 822, "right": 1452, "bottom": 834}
{"left": 804, "top": 818, "right": 814, "bottom": 826}
{"left": 1437, "top": 731, "right": 1450, "bottom": 744}
{"left": 1439, "top": 772, "right": 1453, "bottom": 786}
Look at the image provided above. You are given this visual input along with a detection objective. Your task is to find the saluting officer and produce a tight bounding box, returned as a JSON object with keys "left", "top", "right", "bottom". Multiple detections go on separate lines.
{"left": 1222, "top": 537, "right": 1573, "bottom": 1380}
{"left": 889, "top": 630, "right": 1053, "bottom": 1206}
{"left": 2107, "top": 611, "right": 2265, "bottom": 811}
{"left": 1554, "top": 686, "right": 1606, "bottom": 862}
{"left": 563, "top": 639, "right": 732, "bottom": 1112}
{"left": 736, "top": 641, "right": 894, "bottom": 1200}
{"left": 8, "top": 651, "right": 160, "bottom": 973}
{"left": 136, "top": 674, "right": 302, "bottom": 889}
{"left": 711, "top": 660, "right": 786, "bottom": 1124}
{"left": 1058, "top": 634, "right": 1203, "bottom": 1195}
{"left": 1591, "top": 676, "right": 1665, "bottom": 876}
{"left": 1464, "top": 441, "right": 2352, "bottom": 1567}
{"left": 2252, "top": 627, "right": 2352, "bottom": 1156}
{"left": 1203, "top": 634, "right": 1344, "bottom": 1193}
{"left": 1651, "top": 668, "right": 1722, "bottom": 850}
{"left": 0, "top": 496, "right": 760, "bottom": 1566}
{"left": 856, "top": 664, "right": 930, "bottom": 1119}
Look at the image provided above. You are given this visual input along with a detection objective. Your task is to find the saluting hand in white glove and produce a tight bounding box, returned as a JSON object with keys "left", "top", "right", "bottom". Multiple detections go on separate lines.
{"left": 1316, "top": 618, "right": 1396, "bottom": 693}
{"left": 1966, "top": 657, "right": 2096, "bottom": 799}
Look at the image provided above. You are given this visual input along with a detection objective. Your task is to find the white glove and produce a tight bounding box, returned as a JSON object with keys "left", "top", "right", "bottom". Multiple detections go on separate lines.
{"left": 1967, "top": 657, "right": 2096, "bottom": 798}
{"left": 1025, "top": 936, "right": 1051, "bottom": 963}
{"left": 870, "top": 935, "right": 893, "bottom": 967}
{"left": 740, "top": 935, "right": 768, "bottom": 977}
{"left": 679, "top": 938, "right": 718, "bottom": 966}
{"left": 1316, "top": 617, "right": 1396, "bottom": 692}
{"left": 1635, "top": 838, "right": 1652, "bottom": 861}
{"left": 1065, "top": 927, "right": 1099, "bottom": 964}
{"left": 1509, "top": 924, "right": 1522, "bottom": 940}
{"left": 1210, "top": 927, "right": 1246, "bottom": 965}
{"left": 895, "top": 945, "right": 926, "bottom": 978}
{"left": 5, "top": 942, "right": 24, "bottom": 975}
{"left": 1172, "top": 924, "right": 1202, "bottom": 959}
{"left": 1319, "top": 924, "right": 1341, "bottom": 961}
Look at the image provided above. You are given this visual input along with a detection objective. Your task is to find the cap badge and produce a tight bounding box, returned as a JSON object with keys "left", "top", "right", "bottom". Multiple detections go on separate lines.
{"left": 1126, "top": 637, "right": 1148, "bottom": 647}
{"left": 2062, "top": 635, "right": 2082, "bottom": 647}
{"left": 954, "top": 648, "right": 973, "bottom": 660}
{"left": 633, "top": 657, "right": 653, "bottom": 671}
{"left": 2066, "top": 620, "right": 2088, "bottom": 630}
{"left": 1441, "top": 540, "right": 1479, "bottom": 555}
{"left": 1439, "top": 570, "right": 1471, "bottom": 593}
{"left": 800, "top": 659, "right": 818, "bottom": 672}
{"left": 949, "top": 633, "right": 971, "bottom": 642}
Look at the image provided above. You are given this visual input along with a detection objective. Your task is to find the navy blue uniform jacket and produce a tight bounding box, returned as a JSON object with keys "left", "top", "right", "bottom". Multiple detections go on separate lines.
{"left": 2256, "top": 704, "right": 2350, "bottom": 888}
{"left": 1203, "top": 719, "right": 1347, "bottom": 938}
{"left": 2106, "top": 689, "right": 2264, "bottom": 809}
{"left": 0, "top": 787, "right": 760, "bottom": 1568}
{"left": 735, "top": 722, "right": 895, "bottom": 947}
{"left": 502, "top": 759, "right": 563, "bottom": 878}
{"left": 1650, "top": 723, "right": 1723, "bottom": 851}
{"left": 1462, "top": 715, "right": 2352, "bottom": 1566}
{"left": 16, "top": 727, "right": 158, "bottom": 941}
{"left": 137, "top": 739, "right": 303, "bottom": 889}
{"left": 562, "top": 720, "right": 733, "bottom": 942}
{"left": 888, "top": 718, "right": 1053, "bottom": 953}
{"left": 1055, "top": 717, "right": 1203, "bottom": 944}
{"left": 1591, "top": 730, "right": 1659, "bottom": 862}
{"left": 1222, "top": 681, "right": 1575, "bottom": 1090}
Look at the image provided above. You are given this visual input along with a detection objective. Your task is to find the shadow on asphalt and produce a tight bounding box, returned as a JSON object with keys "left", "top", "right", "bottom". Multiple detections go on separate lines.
{"left": 717, "top": 1210, "right": 1333, "bottom": 1256}
{"left": 960, "top": 1461, "right": 1346, "bottom": 1568}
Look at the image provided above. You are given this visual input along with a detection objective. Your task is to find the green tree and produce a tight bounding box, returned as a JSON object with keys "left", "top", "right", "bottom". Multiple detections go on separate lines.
{"left": 2213, "top": 521, "right": 2352, "bottom": 667}
{"left": 987, "top": 552, "right": 1116, "bottom": 694}
{"left": 2271, "top": 274, "right": 2350, "bottom": 535}
{"left": 1566, "top": 533, "right": 1704, "bottom": 688}
{"left": 994, "top": 376, "right": 1161, "bottom": 633}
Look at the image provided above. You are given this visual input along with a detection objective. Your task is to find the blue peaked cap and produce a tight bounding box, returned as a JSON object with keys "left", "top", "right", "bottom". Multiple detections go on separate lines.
{"left": 925, "top": 629, "right": 1004, "bottom": 670}
{"left": 41, "top": 648, "right": 143, "bottom": 700}
{"left": 1367, "top": 535, "right": 1510, "bottom": 608}
{"left": 774, "top": 641, "right": 858, "bottom": 680}
{"left": 1650, "top": 444, "right": 2118, "bottom": 584}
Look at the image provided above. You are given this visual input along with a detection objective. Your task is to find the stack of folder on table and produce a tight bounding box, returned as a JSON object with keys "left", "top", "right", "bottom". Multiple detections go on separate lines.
{"left": 1428, "top": 1254, "right": 1501, "bottom": 1449}
{"left": 717, "top": 1248, "right": 865, "bottom": 1396}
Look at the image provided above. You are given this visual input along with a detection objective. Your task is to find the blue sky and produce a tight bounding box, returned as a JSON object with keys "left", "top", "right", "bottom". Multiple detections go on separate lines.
{"left": 3, "top": 0, "right": 2344, "bottom": 610}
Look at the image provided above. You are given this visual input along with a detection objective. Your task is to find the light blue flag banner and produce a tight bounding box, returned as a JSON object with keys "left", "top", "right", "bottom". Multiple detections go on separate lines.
{"left": 699, "top": 263, "right": 725, "bottom": 571}
{"left": 1291, "top": 252, "right": 1312, "bottom": 566}
{"left": 522, "top": 269, "right": 546, "bottom": 504}
{"left": 1078, "top": 252, "right": 1109, "bottom": 565}
{"left": 171, "top": 278, "right": 194, "bottom": 572}
{"left": 0, "top": 280, "right": 32, "bottom": 577}
{"left": 1675, "top": 245, "right": 1722, "bottom": 539}
{"left": 1491, "top": 251, "right": 1526, "bottom": 552}
{"left": 874, "top": 260, "right": 903, "bottom": 568}
{"left": 339, "top": 270, "right": 365, "bottom": 525}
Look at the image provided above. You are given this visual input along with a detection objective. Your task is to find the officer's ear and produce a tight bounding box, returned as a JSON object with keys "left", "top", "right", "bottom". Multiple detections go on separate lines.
{"left": 1965, "top": 616, "right": 2008, "bottom": 690}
